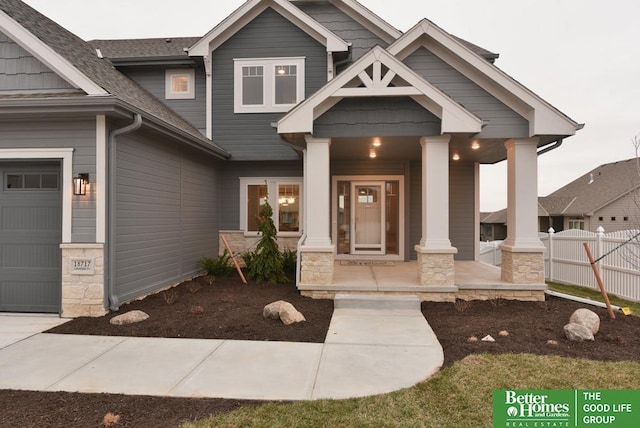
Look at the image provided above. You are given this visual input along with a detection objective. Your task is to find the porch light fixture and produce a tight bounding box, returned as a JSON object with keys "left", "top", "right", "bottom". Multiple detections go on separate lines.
{"left": 452, "top": 153, "right": 460, "bottom": 161}
{"left": 369, "top": 148, "right": 377, "bottom": 158}
{"left": 471, "top": 140, "right": 480, "bottom": 150}
{"left": 73, "top": 173, "right": 89, "bottom": 196}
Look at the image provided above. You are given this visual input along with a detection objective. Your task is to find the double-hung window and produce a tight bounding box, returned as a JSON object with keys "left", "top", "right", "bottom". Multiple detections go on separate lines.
{"left": 234, "top": 58, "right": 305, "bottom": 113}
{"left": 240, "top": 178, "right": 302, "bottom": 236}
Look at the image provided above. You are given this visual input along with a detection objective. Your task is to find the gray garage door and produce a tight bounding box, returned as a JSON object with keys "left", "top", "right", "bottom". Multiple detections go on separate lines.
{"left": 0, "top": 162, "right": 62, "bottom": 313}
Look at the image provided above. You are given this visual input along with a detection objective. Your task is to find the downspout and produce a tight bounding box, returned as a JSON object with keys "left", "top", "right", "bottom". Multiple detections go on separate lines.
{"left": 107, "top": 113, "right": 143, "bottom": 311}
{"left": 333, "top": 44, "right": 352, "bottom": 77}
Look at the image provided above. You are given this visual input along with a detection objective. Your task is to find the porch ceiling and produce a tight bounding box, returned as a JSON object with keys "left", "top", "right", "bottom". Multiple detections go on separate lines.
{"left": 328, "top": 135, "right": 523, "bottom": 163}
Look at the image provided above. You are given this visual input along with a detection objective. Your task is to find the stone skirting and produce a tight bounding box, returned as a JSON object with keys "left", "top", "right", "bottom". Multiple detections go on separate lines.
{"left": 301, "top": 289, "right": 544, "bottom": 302}
{"left": 60, "top": 244, "right": 107, "bottom": 318}
{"left": 416, "top": 249, "right": 456, "bottom": 286}
{"left": 500, "top": 249, "right": 545, "bottom": 284}
{"left": 456, "top": 289, "right": 545, "bottom": 302}
{"left": 299, "top": 251, "right": 334, "bottom": 286}
{"left": 218, "top": 230, "right": 300, "bottom": 266}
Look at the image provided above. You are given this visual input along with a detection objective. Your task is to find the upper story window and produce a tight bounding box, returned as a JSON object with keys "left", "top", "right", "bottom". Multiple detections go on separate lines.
{"left": 165, "top": 69, "right": 195, "bottom": 99}
{"left": 234, "top": 57, "right": 305, "bottom": 113}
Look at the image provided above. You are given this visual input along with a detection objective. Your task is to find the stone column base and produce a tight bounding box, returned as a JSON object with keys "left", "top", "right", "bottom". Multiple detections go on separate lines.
{"left": 299, "top": 250, "right": 334, "bottom": 286}
{"left": 415, "top": 246, "right": 457, "bottom": 286}
{"left": 61, "top": 244, "right": 107, "bottom": 318}
{"left": 500, "top": 248, "right": 545, "bottom": 284}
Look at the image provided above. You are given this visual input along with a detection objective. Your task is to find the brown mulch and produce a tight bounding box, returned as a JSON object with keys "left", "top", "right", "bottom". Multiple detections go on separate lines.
{"left": 2, "top": 274, "right": 640, "bottom": 428}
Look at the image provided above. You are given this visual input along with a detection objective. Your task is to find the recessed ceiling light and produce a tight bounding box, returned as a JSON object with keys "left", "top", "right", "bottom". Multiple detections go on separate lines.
{"left": 452, "top": 153, "right": 460, "bottom": 161}
{"left": 471, "top": 141, "right": 480, "bottom": 150}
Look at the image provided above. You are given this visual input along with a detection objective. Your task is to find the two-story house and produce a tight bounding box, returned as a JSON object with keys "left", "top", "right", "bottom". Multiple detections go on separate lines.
{"left": 0, "top": 0, "right": 581, "bottom": 317}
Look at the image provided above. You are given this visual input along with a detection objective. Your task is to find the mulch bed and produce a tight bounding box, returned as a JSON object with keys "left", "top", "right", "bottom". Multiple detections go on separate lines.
{"left": 2, "top": 274, "right": 640, "bottom": 427}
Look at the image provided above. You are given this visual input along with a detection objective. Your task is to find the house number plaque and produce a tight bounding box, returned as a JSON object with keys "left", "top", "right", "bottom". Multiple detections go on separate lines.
{"left": 70, "top": 258, "right": 95, "bottom": 275}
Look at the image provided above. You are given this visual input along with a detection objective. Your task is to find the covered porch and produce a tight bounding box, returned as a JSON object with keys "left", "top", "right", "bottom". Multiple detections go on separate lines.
{"left": 299, "top": 261, "right": 546, "bottom": 302}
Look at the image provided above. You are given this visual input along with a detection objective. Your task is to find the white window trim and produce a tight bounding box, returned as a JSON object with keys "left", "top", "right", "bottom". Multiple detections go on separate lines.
{"left": 234, "top": 57, "right": 305, "bottom": 113}
{"left": 165, "top": 69, "right": 195, "bottom": 99}
{"left": 0, "top": 148, "right": 74, "bottom": 243}
{"left": 239, "top": 177, "right": 303, "bottom": 237}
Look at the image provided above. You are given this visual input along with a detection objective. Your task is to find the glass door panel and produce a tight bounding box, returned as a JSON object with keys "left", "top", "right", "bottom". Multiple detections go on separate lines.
{"left": 351, "top": 182, "right": 385, "bottom": 254}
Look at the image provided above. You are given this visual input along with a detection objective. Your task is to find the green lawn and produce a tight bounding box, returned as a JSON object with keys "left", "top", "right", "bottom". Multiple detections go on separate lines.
{"left": 184, "top": 354, "right": 640, "bottom": 428}
{"left": 547, "top": 281, "right": 640, "bottom": 316}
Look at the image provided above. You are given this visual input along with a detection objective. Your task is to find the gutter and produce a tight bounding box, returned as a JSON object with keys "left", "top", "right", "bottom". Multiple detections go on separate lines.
{"left": 107, "top": 113, "right": 143, "bottom": 311}
{"left": 536, "top": 138, "right": 563, "bottom": 156}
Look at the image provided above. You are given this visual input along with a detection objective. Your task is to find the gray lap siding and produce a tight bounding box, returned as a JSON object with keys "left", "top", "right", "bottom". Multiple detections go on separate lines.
{"left": 211, "top": 7, "right": 328, "bottom": 160}
{"left": 114, "top": 131, "right": 220, "bottom": 305}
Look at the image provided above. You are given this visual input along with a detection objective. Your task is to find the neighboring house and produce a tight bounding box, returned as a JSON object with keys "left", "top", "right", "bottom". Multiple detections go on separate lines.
{"left": 539, "top": 158, "right": 640, "bottom": 233}
{"left": 0, "top": 0, "right": 581, "bottom": 317}
{"left": 480, "top": 210, "right": 507, "bottom": 241}
{"left": 480, "top": 158, "right": 640, "bottom": 236}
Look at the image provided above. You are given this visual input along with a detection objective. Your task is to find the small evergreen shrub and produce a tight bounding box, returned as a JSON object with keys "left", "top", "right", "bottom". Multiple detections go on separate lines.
{"left": 241, "top": 250, "right": 257, "bottom": 269}
{"left": 282, "top": 248, "right": 297, "bottom": 274}
{"left": 198, "top": 250, "right": 234, "bottom": 277}
{"left": 247, "top": 201, "right": 289, "bottom": 284}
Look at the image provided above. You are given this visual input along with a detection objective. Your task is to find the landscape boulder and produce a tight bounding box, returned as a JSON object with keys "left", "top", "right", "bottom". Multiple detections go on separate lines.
{"left": 263, "top": 300, "right": 306, "bottom": 325}
{"left": 569, "top": 308, "right": 600, "bottom": 335}
{"left": 564, "top": 323, "right": 595, "bottom": 342}
{"left": 109, "top": 310, "right": 149, "bottom": 325}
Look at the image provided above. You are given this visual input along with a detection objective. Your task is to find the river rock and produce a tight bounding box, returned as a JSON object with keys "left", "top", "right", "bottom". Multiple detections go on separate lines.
{"left": 569, "top": 308, "right": 600, "bottom": 335}
{"left": 109, "top": 310, "right": 149, "bottom": 325}
{"left": 564, "top": 323, "right": 594, "bottom": 342}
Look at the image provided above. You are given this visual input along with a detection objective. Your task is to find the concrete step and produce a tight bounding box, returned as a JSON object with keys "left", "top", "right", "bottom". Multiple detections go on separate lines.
{"left": 334, "top": 293, "right": 420, "bottom": 312}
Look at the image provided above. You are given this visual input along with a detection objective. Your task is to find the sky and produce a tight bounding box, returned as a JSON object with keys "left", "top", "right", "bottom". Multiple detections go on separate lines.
{"left": 21, "top": 0, "right": 640, "bottom": 211}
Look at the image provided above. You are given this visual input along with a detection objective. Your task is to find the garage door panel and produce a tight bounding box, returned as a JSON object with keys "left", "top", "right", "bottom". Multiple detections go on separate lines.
{"left": 1, "top": 243, "right": 61, "bottom": 268}
{"left": 0, "top": 280, "right": 60, "bottom": 312}
{"left": 0, "top": 164, "right": 61, "bottom": 313}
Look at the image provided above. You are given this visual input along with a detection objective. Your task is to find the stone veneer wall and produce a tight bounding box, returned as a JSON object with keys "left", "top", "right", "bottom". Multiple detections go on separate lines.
{"left": 500, "top": 250, "right": 545, "bottom": 284}
{"left": 299, "top": 252, "right": 334, "bottom": 286}
{"left": 219, "top": 230, "right": 300, "bottom": 266}
{"left": 417, "top": 252, "right": 455, "bottom": 286}
{"left": 60, "top": 244, "right": 107, "bottom": 318}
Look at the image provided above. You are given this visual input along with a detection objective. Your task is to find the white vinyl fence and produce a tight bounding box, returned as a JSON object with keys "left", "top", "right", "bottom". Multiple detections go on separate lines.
{"left": 479, "top": 229, "right": 640, "bottom": 302}
{"left": 541, "top": 228, "right": 639, "bottom": 302}
{"left": 479, "top": 240, "right": 503, "bottom": 266}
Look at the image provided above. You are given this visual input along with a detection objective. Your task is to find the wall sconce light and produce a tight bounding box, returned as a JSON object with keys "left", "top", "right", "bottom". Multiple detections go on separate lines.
{"left": 73, "top": 173, "right": 89, "bottom": 196}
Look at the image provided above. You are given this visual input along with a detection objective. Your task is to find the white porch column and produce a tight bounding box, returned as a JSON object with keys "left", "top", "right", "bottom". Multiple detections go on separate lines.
{"left": 417, "top": 135, "right": 456, "bottom": 251}
{"left": 500, "top": 138, "right": 545, "bottom": 284}
{"left": 303, "top": 136, "right": 332, "bottom": 247}
{"left": 415, "top": 135, "right": 457, "bottom": 286}
{"left": 299, "top": 136, "right": 334, "bottom": 286}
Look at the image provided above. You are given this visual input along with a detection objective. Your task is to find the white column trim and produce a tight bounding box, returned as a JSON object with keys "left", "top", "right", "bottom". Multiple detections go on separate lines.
{"left": 416, "top": 135, "right": 457, "bottom": 252}
{"left": 0, "top": 148, "right": 74, "bottom": 243}
{"left": 302, "top": 135, "right": 333, "bottom": 250}
{"left": 501, "top": 138, "right": 545, "bottom": 252}
{"left": 96, "top": 115, "right": 107, "bottom": 243}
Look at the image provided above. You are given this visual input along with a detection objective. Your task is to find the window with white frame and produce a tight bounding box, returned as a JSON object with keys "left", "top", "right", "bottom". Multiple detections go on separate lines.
{"left": 568, "top": 219, "right": 585, "bottom": 230}
{"left": 240, "top": 178, "right": 302, "bottom": 235}
{"left": 165, "top": 69, "right": 195, "bottom": 99}
{"left": 234, "top": 58, "right": 305, "bottom": 113}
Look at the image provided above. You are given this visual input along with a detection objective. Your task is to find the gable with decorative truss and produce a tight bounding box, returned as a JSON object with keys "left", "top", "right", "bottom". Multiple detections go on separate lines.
{"left": 277, "top": 45, "right": 482, "bottom": 136}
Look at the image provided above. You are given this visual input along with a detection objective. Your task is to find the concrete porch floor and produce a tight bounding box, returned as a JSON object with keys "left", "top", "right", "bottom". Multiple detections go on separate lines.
{"left": 300, "top": 260, "right": 547, "bottom": 301}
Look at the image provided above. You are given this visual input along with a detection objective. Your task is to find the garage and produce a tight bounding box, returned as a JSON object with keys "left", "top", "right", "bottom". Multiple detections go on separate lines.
{"left": 0, "top": 162, "right": 62, "bottom": 313}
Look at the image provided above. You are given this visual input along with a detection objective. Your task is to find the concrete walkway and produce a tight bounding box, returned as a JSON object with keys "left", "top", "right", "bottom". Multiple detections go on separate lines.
{"left": 0, "top": 295, "right": 443, "bottom": 400}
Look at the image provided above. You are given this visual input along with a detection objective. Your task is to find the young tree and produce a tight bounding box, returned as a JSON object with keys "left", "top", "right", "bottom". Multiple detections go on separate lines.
{"left": 247, "top": 200, "right": 289, "bottom": 284}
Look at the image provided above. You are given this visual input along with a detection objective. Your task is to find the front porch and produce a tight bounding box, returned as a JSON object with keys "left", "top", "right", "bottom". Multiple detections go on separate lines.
{"left": 299, "top": 261, "right": 546, "bottom": 302}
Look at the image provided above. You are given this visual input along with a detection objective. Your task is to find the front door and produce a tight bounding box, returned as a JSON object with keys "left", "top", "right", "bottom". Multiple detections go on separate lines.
{"left": 351, "top": 182, "right": 385, "bottom": 255}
